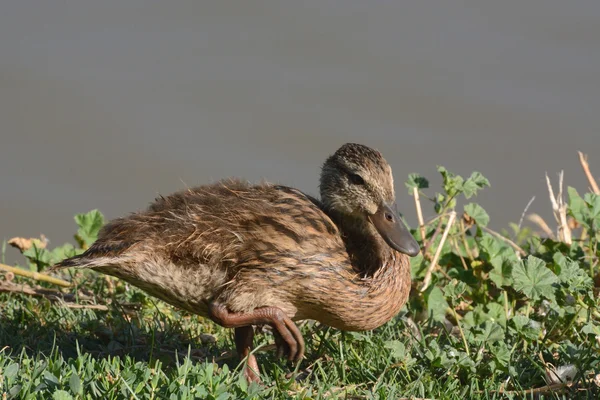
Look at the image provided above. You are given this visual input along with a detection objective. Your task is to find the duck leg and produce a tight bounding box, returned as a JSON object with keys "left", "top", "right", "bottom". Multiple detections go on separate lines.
{"left": 234, "top": 326, "right": 261, "bottom": 383}
{"left": 209, "top": 302, "right": 305, "bottom": 362}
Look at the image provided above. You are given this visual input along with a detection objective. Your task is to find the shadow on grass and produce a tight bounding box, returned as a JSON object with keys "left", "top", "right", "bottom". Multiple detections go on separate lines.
{"left": 0, "top": 295, "right": 234, "bottom": 368}
{"left": 0, "top": 292, "right": 310, "bottom": 382}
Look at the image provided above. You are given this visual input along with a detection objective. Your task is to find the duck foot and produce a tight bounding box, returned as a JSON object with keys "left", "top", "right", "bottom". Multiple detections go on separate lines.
{"left": 234, "top": 326, "right": 261, "bottom": 383}
{"left": 209, "top": 302, "right": 305, "bottom": 362}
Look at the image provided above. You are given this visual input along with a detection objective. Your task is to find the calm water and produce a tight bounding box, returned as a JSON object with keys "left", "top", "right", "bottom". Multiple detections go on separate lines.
{"left": 1, "top": 1, "right": 599, "bottom": 263}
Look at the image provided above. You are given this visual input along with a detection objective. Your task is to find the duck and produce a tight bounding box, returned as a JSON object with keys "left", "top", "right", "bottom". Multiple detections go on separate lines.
{"left": 51, "top": 143, "right": 420, "bottom": 383}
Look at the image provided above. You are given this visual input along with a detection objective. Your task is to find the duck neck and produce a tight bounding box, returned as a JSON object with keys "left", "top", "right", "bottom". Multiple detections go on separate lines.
{"left": 327, "top": 209, "right": 399, "bottom": 278}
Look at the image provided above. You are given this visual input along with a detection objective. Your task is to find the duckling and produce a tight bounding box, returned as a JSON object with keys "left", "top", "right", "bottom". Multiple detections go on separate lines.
{"left": 51, "top": 143, "right": 420, "bottom": 383}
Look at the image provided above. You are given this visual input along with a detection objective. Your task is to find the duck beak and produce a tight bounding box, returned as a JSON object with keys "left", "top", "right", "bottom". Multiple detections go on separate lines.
{"left": 368, "top": 203, "right": 420, "bottom": 257}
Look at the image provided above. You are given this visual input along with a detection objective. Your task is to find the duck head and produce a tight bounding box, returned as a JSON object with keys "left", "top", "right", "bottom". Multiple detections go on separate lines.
{"left": 319, "top": 143, "right": 420, "bottom": 257}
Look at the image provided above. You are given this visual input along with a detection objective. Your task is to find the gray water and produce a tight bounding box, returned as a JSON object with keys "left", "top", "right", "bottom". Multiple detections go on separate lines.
{"left": 1, "top": 1, "right": 599, "bottom": 264}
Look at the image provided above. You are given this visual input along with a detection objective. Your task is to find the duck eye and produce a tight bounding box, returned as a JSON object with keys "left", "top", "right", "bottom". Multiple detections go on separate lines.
{"left": 348, "top": 173, "right": 365, "bottom": 185}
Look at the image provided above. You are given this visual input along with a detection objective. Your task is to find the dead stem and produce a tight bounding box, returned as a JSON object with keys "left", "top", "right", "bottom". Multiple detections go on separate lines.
{"left": 459, "top": 219, "right": 475, "bottom": 260}
{"left": 413, "top": 187, "right": 426, "bottom": 241}
{"left": 421, "top": 211, "right": 456, "bottom": 292}
{"left": 527, "top": 213, "right": 555, "bottom": 238}
{"left": 0, "top": 281, "right": 84, "bottom": 301}
{"left": 451, "top": 238, "right": 469, "bottom": 270}
{"left": 481, "top": 380, "right": 596, "bottom": 397}
{"left": 0, "top": 263, "right": 72, "bottom": 287}
{"left": 481, "top": 226, "right": 527, "bottom": 257}
{"left": 422, "top": 216, "right": 445, "bottom": 256}
{"left": 516, "top": 196, "right": 536, "bottom": 234}
{"left": 545, "top": 172, "right": 572, "bottom": 245}
{"left": 56, "top": 302, "right": 109, "bottom": 311}
{"left": 0, "top": 281, "right": 139, "bottom": 312}
{"left": 578, "top": 151, "right": 600, "bottom": 195}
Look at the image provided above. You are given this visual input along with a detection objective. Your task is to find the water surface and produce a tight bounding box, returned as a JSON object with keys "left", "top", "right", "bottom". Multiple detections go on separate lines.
{"left": 1, "top": 1, "right": 599, "bottom": 262}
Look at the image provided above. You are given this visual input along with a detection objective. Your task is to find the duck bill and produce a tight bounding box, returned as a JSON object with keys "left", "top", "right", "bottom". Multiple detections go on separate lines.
{"left": 369, "top": 203, "right": 420, "bottom": 257}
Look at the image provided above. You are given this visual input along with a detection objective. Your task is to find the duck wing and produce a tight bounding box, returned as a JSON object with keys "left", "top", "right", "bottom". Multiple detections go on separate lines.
{"left": 51, "top": 179, "right": 344, "bottom": 273}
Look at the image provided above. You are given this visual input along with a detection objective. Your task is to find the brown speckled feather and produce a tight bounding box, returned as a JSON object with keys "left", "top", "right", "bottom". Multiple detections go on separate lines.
{"left": 54, "top": 143, "right": 416, "bottom": 333}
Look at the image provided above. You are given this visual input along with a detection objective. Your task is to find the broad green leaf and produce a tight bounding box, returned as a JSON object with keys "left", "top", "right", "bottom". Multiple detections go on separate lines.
{"left": 443, "top": 279, "right": 467, "bottom": 302}
{"left": 410, "top": 253, "right": 426, "bottom": 279}
{"left": 457, "top": 354, "right": 476, "bottom": 372}
{"left": 434, "top": 193, "right": 446, "bottom": 214}
{"left": 424, "top": 341, "right": 454, "bottom": 369}
{"left": 215, "top": 392, "right": 232, "bottom": 400}
{"left": 3, "top": 363, "right": 19, "bottom": 379}
{"left": 478, "top": 234, "right": 502, "bottom": 260}
{"left": 462, "top": 311, "right": 476, "bottom": 330}
{"left": 43, "top": 370, "right": 60, "bottom": 385}
{"left": 23, "top": 246, "right": 52, "bottom": 266}
{"left": 426, "top": 286, "right": 449, "bottom": 322}
{"left": 584, "top": 193, "right": 600, "bottom": 225}
{"left": 512, "top": 256, "right": 558, "bottom": 301}
{"left": 69, "top": 372, "right": 83, "bottom": 395}
{"left": 50, "top": 243, "right": 77, "bottom": 263}
{"left": 437, "top": 166, "right": 464, "bottom": 198}
{"left": 478, "top": 234, "right": 514, "bottom": 286}
{"left": 553, "top": 253, "right": 592, "bottom": 292}
{"left": 474, "top": 321, "right": 505, "bottom": 344}
{"left": 489, "top": 261, "right": 513, "bottom": 288}
{"left": 195, "top": 386, "right": 209, "bottom": 398}
{"left": 486, "top": 303, "right": 507, "bottom": 328}
{"left": 434, "top": 193, "right": 457, "bottom": 213}
{"left": 405, "top": 173, "right": 429, "bottom": 193}
{"left": 490, "top": 342, "right": 511, "bottom": 368}
{"left": 582, "top": 322, "right": 600, "bottom": 336}
{"left": 512, "top": 315, "right": 539, "bottom": 340}
{"left": 52, "top": 390, "right": 73, "bottom": 400}
{"left": 135, "top": 381, "right": 145, "bottom": 394}
{"left": 464, "top": 304, "right": 506, "bottom": 331}
{"left": 236, "top": 372, "right": 248, "bottom": 393}
{"left": 568, "top": 187, "right": 589, "bottom": 228}
{"left": 464, "top": 203, "right": 490, "bottom": 227}
{"left": 462, "top": 171, "right": 490, "bottom": 198}
{"left": 509, "top": 222, "right": 534, "bottom": 245}
{"left": 385, "top": 340, "right": 409, "bottom": 361}
{"left": 584, "top": 192, "right": 600, "bottom": 208}
{"left": 74, "top": 209, "right": 105, "bottom": 247}
{"left": 8, "top": 385, "right": 22, "bottom": 398}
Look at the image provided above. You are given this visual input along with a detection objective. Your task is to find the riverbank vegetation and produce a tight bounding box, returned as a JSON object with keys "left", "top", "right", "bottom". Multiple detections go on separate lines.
{"left": 1, "top": 153, "right": 599, "bottom": 399}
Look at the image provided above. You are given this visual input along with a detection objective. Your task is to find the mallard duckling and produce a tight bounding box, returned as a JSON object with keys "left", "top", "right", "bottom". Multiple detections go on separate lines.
{"left": 52, "top": 143, "right": 419, "bottom": 382}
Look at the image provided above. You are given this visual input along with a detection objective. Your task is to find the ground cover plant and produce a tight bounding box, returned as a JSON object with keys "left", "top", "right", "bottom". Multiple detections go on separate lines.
{"left": 1, "top": 153, "right": 599, "bottom": 399}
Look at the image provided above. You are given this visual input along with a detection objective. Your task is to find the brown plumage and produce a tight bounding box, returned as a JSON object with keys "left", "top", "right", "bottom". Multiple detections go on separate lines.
{"left": 51, "top": 143, "right": 420, "bottom": 382}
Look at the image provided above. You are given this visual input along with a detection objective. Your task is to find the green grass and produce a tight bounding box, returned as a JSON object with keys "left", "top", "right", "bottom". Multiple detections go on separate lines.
{"left": 1, "top": 164, "right": 599, "bottom": 399}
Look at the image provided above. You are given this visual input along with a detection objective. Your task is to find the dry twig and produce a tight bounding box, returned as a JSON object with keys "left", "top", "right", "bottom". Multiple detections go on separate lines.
{"left": 459, "top": 219, "right": 475, "bottom": 260}
{"left": 527, "top": 213, "right": 555, "bottom": 238}
{"left": 516, "top": 196, "right": 536, "bottom": 233}
{"left": 0, "top": 281, "right": 80, "bottom": 301}
{"left": 483, "top": 381, "right": 592, "bottom": 397}
{"left": 421, "top": 211, "right": 456, "bottom": 292}
{"left": 578, "top": 151, "right": 600, "bottom": 195}
{"left": 545, "top": 171, "right": 572, "bottom": 245}
{"left": 0, "top": 263, "right": 71, "bottom": 287}
{"left": 413, "top": 187, "right": 426, "bottom": 241}
{"left": 421, "top": 214, "right": 446, "bottom": 255}
{"left": 0, "top": 281, "right": 128, "bottom": 312}
{"left": 481, "top": 226, "right": 527, "bottom": 257}
{"left": 60, "top": 303, "right": 109, "bottom": 311}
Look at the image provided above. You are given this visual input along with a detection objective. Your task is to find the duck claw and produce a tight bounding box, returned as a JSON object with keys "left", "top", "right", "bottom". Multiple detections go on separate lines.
{"left": 269, "top": 313, "right": 304, "bottom": 362}
{"left": 209, "top": 302, "right": 305, "bottom": 363}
